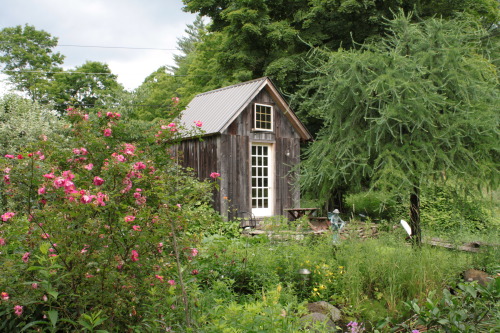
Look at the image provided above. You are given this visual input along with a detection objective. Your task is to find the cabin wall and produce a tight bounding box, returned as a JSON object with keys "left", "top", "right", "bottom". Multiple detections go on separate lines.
{"left": 176, "top": 136, "right": 221, "bottom": 213}
{"left": 222, "top": 89, "right": 301, "bottom": 219}
{"left": 178, "top": 89, "right": 302, "bottom": 220}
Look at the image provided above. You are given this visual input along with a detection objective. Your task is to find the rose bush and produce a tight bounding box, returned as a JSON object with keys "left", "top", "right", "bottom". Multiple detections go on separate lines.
{"left": 0, "top": 107, "right": 220, "bottom": 331}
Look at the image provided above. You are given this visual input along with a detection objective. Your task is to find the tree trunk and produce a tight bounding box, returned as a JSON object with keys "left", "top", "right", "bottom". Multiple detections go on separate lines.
{"left": 409, "top": 186, "right": 422, "bottom": 246}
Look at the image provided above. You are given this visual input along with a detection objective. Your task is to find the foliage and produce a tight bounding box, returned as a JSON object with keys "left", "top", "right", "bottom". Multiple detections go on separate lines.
{"left": 397, "top": 280, "right": 500, "bottom": 332}
{"left": 179, "top": 0, "right": 499, "bottom": 123}
{"left": 298, "top": 14, "right": 499, "bottom": 243}
{"left": 49, "top": 61, "right": 124, "bottom": 113}
{"left": 345, "top": 191, "right": 396, "bottom": 220}
{"left": 0, "top": 94, "right": 64, "bottom": 157}
{"left": 0, "top": 107, "right": 220, "bottom": 331}
{"left": 420, "top": 184, "right": 494, "bottom": 233}
{"left": 0, "top": 24, "right": 64, "bottom": 101}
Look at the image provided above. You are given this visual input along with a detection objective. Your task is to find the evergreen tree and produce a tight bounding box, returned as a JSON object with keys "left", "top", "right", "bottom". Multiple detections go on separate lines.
{"left": 297, "top": 14, "right": 499, "bottom": 244}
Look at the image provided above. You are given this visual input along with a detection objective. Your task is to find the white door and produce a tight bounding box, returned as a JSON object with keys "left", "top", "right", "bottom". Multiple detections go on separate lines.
{"left": 251, "top": 143, "right": 274, "bottom": 217}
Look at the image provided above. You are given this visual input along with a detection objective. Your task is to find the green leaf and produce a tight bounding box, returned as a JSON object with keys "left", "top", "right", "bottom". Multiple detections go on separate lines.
{"left": 47, "top": 290, "right": 59, "bottom": 300}
{"left": 47, "top": 310, "right": 58, "bottom": 328}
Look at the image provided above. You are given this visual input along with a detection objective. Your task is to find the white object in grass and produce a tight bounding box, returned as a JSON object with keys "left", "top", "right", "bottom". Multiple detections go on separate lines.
{"left": 400, "top": 219, "right": 412, "bottom": 236}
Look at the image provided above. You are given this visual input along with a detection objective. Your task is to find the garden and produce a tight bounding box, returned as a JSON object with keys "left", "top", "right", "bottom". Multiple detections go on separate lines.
{"left": 0, "top": 103, "right": 498, "bottom": 332}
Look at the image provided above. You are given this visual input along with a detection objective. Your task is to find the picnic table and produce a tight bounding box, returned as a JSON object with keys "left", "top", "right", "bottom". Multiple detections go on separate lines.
{"left": 284, "top": 208, "right": 318, "bottom": 220}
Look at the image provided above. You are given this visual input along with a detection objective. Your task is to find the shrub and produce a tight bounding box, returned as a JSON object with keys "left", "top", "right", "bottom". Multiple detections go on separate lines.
{"left": 0, "top": 107, "right": 219, "bottom": 331}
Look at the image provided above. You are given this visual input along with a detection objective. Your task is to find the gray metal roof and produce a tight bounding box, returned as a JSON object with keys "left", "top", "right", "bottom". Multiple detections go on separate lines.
{"left": 179, "top": 77, "right": 268, "bottom": 136}
{"left": 178, "top": 77, "right": 312, "bottom": 140}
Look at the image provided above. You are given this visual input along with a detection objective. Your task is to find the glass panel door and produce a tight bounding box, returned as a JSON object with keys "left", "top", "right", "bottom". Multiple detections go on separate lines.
{"left": 251, "top": 143, "right": 273, "bottom": 216}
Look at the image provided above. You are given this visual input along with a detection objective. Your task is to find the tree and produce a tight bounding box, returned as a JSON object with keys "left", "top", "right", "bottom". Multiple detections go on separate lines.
{"left": 0, "top": 94, "right": 64, "bottom": 155}
{"left": 50, "top": 61, "right": 123, "bottom": 113}
{"left": 0, "top": 24, "right": 64, "bottom": 101}
{"left": 182, "top": 0, "right": 500, "bottom": 103}
{"left": 297, "top": 14, "right": 499, "bottom": 244}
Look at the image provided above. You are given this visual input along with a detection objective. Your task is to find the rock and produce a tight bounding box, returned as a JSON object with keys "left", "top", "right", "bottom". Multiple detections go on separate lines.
{"left": 299, "top": 312, "right": 336, "bottom": 331}
{"left": 463, "top": 269, "right": 494, "bottom": 287}
{"left": 306, "top": 301, "right": 342, "bottom": 322}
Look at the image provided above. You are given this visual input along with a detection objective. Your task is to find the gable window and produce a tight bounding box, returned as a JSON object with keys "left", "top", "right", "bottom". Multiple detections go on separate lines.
{"left": 254, "top": 104, "right": 273, "bottom": 131}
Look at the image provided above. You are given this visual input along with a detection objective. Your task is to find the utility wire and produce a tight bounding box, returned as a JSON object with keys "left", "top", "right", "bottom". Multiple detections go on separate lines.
{"left": 0, "top": 41, "right": 180, "bottom": 51}
{"left": 1, "top": 69, "right": 215, "bottom": 77}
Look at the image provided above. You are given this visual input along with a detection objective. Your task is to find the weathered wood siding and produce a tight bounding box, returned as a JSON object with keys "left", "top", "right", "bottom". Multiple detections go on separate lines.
{"left": 178, "top": 88, "right": 301, "bottom": 220}
{"left": 221, "top": 89, "right": 301, "bottom": 219}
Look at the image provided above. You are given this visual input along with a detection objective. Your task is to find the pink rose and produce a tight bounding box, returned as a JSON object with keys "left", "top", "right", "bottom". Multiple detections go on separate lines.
{"left": 84, "top": 163, "right": 94, "bottom": 170}
{"left": 131, "top": 250, "right": 139, "bottom": 262}
{"left": 194, "top": 120, "right": 203, "bottom": 127}
{"left": 124, "top": 215, "right": 135, "bottom": 222}
{"left": 1, "top": 212, "right": 15, "bottom": 222}
{"left": 103, "top": 128, "right": 112, "bottom": 137}
{"left": 167, "top": 280, "right": 176, "bottom": 286}
{"left": 132, "top": 225, "right": 141, "bottom": 231}
{"left": 4, "top": 154, "right": 15, "bottom": 159}
{"left": 133, "top": 162, "right": 146, "bottom": 170}
{"left": 14, "top": 305, "right": 23, "bottom": 317}
{"left": 0, "top": 238, "right": 6, "bottom": 246}
{"left": 210, "top": 172, "right": 220, "bottom": 179}
{"left": 191, "top": 248, "right": 199, "bottom": 257}
{"left": 38, "top": 187, "right": 46, "bottom": 195}
{"left": 1, "top": 292, "right": 9, "bottom": 300}
{"left": 93, "top": 176, "right": 105, "bottom": 186}
{"left": 22, "top": 252, "right": 30, "bottom": 263}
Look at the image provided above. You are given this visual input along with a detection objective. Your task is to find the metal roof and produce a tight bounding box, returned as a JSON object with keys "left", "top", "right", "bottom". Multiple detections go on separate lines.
{"left": 179, "top": 77, "right": 267, "bottom": 136}
{"left": 179, "top": 77, "right": 312, "bottom": 140}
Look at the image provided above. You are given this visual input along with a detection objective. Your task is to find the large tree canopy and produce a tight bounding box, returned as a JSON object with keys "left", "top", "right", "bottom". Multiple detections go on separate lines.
{"left": 297, "top": 14, "right": 499, "bottom": 243}
{"left": 0, "top": 24, "right": 64, "bottom": 101}
{"left": 181, "top": 0, "right": 500, "bottom": 106}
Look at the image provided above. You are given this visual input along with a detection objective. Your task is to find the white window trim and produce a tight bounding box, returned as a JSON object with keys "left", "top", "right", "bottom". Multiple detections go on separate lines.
{"left": 253, "top": 103, "right": 274, "bottom": 132}
{"left": 251, "top": 143, "right": 274, "bottom": 217}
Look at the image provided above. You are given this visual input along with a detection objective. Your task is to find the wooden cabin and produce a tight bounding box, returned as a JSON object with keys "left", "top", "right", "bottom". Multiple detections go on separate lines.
{"left": 178, "top": 77, "right": 312, "bottom": 222}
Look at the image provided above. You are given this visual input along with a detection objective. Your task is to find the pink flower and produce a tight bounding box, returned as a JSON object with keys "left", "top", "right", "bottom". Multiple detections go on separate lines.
{"left": 133, "top": 162, "right": 146, "bottom": 170}
{"left": 3, "top": 175, "right": 10, "bottom": 184}
{"left": 1, "top": 212, "right": 15, "bottom": 222}
{"left": 191, "top": 269, "right": 199, "bottom": 275}
{"left": 0, "top": 238, "right": 6, "bottom": 246}
{"left": 80, "top": 194, "right": 95, "bottom": 204}
{"left": 210, "top": 172, "right": 220, "bottom": 179}
{"left": 73, "top": 148, "right": 81, "bottom": 155}
{"left": 132, "top": 225, "right": 141, "bottom": 231}
{"left": 4, "top": 154, "right": 15, "bottom": 159}
{"left": 14, "top": 305, "right": 23, "bottom": 316}
{"left": 167, "top": 280, "right": 176, "bottom": 286}
{"left": 194, "top": 120, "right": 203, "bottom": 127}
{"left": 3, "top": 167, "right": 10, "bottom": 174}
{"left": 93, "top": 176, "right": 105, "bottom": 186}
{"left": 157, "top": 242, "right": 164, "bottom": 253}
{"left": 176, "top": 204, "right": 182, "bottom": 209}
{"left": 1, "top": 292, "right": 9, "bottom": 300}
{"left": 22, "top": 252, "right": 30, "bottom": 263}
{"left": 83, "top": 114, "right": 89, "bottom": 121}
{"left": 43, "top": 172, "right": 55, "bottom": 179}
{"left": 94, "top": 192, "right": 107, "bottom": 206}
{"left": 103, "top": 128, "right": 112, "bottom": 137}
{"left": 53, "top": 177, "right": 65, "bottom": 188}
{"left": 133, "top": 192, "right": 142, "bottom": 199}
{"left": 42, "top": 295, "right": 48, "bottom": 302}
{"left": 411, "top": 331, "right": 420, "bottom": 333}
{"left": 80, "top": 245, "right": 90, "bottom": 254}
{"left": 17, "top": 154, "right": 24, "bottom": 159}
{"left": 112, "top": 153, "right": 126, "bottom": 162}
{"left": 62, "top": 170, "right": 75, "bottom": 180}
{"left": 124, "top": 215, "right": 135, "bottom": 222}
{"left": 167, "top": 122, "right": 176, "bottom": 128}
{"left": 191, "top": 248, "right": 199, "bottom": 257}
{"left": 122, "top": 143, "right": 136, "bottom": 155}
{"left": 171, "top": 97, "right": 180, "bottom": 104}
{"left": 131, "top": 250, "right": 139, "bottom": 262}
{"left": 31, "top": 283, "right": 38, "bottom": 289}
{"left": 38, "top": 187, "right": 46, "bottom": 195}
{"left": 85, "top": 273, "right": 94, "bottom": 278}
{"left": 155, "top": 275, "right": 164, "bottom": 282}
{"left": 84, "top": 163, "right": 94, "bottom": 170}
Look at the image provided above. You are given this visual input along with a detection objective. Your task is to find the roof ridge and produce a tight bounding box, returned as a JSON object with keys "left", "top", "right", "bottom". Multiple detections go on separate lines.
{"left": 195, "top": 77, "right": 268, "bottom": 97}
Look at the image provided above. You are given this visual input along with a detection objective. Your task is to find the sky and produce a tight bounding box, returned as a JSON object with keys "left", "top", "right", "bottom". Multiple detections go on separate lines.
{"left": 0, "top": 0, "right": 198, "bottom": 93}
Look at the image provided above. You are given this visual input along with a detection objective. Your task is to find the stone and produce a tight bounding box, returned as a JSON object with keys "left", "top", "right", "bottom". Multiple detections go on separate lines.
{"left": 306, "top": 301, "right": 342, "bottom": 322}
{"left": 463, "top": 269, "right": 494, "bottom": 287}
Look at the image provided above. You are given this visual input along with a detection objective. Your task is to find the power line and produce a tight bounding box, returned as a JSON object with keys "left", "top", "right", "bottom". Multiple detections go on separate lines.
{"left": 1, "top": 69, "right": 217, "bottom": 77}
{"left": 57, "top": 44, "right": 180, "bottom": 51}
{"left": 0, "top": 41, "right": 180, "bottom": 51}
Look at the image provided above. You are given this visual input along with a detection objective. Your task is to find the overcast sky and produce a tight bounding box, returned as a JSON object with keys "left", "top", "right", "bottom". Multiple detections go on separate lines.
{"left": 0, "top": 0, "right": 198, "bottom": 93}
